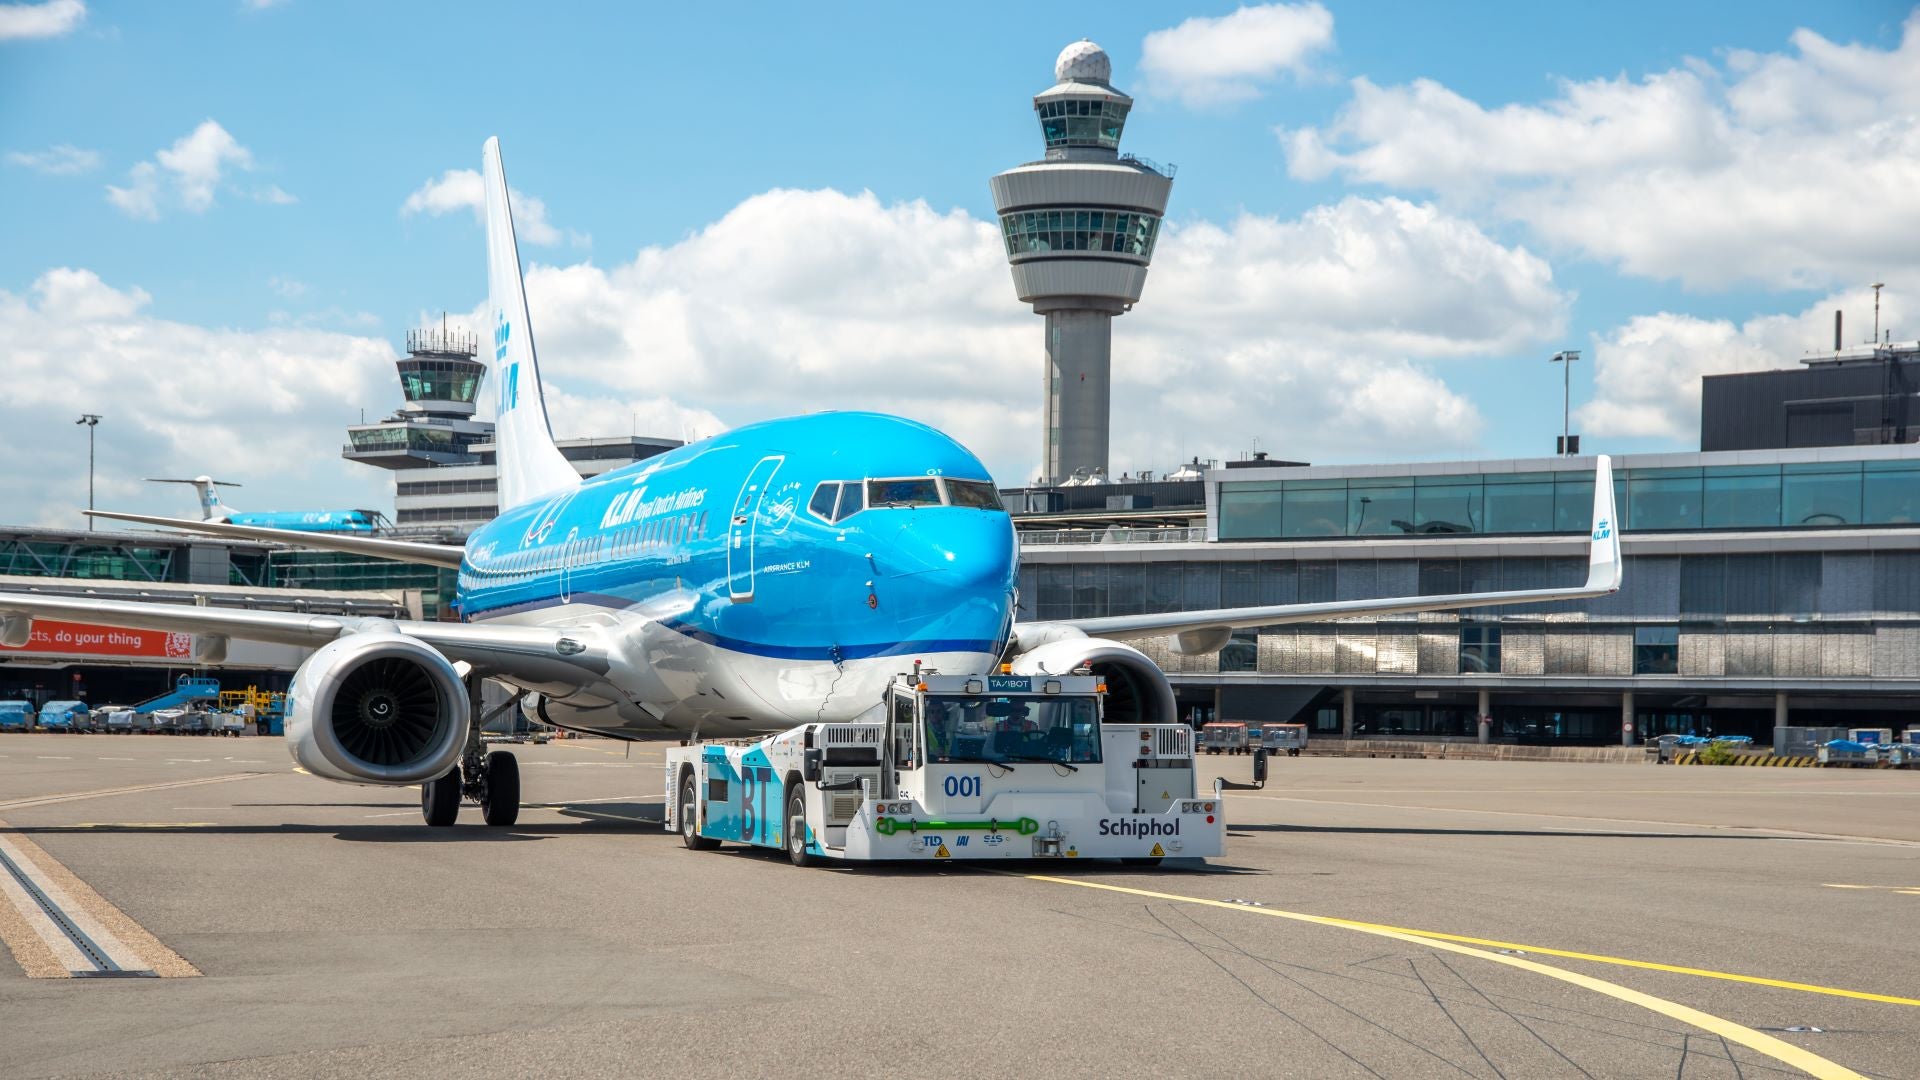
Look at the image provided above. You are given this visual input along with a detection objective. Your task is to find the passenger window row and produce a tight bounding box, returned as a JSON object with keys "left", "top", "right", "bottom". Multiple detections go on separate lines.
{"left": 468, "top": 511, "right": 712, "bottom": 586}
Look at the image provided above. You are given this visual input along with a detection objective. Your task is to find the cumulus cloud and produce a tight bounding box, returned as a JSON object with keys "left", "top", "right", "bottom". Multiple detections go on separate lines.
{"left": 400, "top": 168, "right": 582, "bottom": 247}
{"left": 0, "top": 0, "right": 83, "bottom": 41}
{"left": 1283, "top": 13, "right": 1920, "bottom": 290}
{"left": 106, "top": 120, "right": 273, "bottom": 219}
{"left": 514, "top": 189, "right": 1560, "bottom": 482}
{"left": 1142, "top": 2, "right": 1335, "bottom": 106}
{"left": 0, "top": 268, "right": 397, "bottom": 527}
{"left": 5, "top": 144, "right": 101, "bottom": 175}
{"left": 1580, "top": 288, "right": 1906, "bottom": 440}
{"left": 2, "top": 183, "right": 1567, "bottom": 523}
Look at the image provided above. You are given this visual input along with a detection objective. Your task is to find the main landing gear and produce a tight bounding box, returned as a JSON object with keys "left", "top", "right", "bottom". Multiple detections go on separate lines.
{"left": 420, "top": 677, "right": 522, "bottom": 828}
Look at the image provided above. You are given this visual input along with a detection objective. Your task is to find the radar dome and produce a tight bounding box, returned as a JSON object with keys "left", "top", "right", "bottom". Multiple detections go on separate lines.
{"left": 1054, "top": 39, "right": 1111, "bottom": 84}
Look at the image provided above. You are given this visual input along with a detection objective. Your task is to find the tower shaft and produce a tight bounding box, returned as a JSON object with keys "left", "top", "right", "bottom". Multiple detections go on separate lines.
{"left": 1043, "top": 308, "right": 1115, "bottom": 484}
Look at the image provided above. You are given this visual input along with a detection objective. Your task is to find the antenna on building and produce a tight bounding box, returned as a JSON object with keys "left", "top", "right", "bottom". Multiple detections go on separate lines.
{"left": 1873, "top": 283, "right": 1885, "bottom": 345}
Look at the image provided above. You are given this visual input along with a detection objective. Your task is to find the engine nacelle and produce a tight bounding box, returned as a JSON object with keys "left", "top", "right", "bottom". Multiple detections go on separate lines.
{"left": 286, "top": 634, "right": 470, "bottom": 785}
{"left": 1008, "top": 637, "right": 1177, "bottom": 727}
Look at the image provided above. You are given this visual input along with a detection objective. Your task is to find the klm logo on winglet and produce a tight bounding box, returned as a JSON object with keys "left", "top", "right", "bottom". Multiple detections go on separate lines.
{"left": 493, "top": 311, "right": 511, "bottom": 361}
{"left": 1592, "top": 519, "right": 1611, "bottom": 541}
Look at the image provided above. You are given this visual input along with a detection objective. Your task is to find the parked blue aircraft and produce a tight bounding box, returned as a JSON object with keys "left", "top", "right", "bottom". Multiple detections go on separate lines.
{"left": 0, "top": 137, "right": 1621, "bottom": 827}
{"left": 145, "top": 476, "right": 383, "bottom": 533}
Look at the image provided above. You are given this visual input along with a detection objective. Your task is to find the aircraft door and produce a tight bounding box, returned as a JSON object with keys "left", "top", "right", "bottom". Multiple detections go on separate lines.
{"left": 727, "top": 455, "right": 785, "bottom": 602}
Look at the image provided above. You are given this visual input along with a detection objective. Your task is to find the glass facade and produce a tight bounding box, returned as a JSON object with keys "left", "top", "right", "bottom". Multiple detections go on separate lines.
{"left": 347, "top": 425, "right": 467, "bottom": 453}
{"left": 1218, "top": 460, "right": 1920, "bottom": 539}
{"left": 1000, "top": 209, "right": 1160, "bottom": 260}
{"left": 1020, "top": 549, "right": 1920, "bottom": 682}
{"left": 1459, "top": 624, "right": 1501, "bottom": 673}
{"left": 0, "top": 539, "right": 175, "bottom": 583}
{"left": 1035, "top": 97, "right": 1128, "bottom": 149}
{"left": 268, "top": 551, "right": 458, "bottom": 619}
{"left": 396, "top": 359, "right": 483, "bottom": 404}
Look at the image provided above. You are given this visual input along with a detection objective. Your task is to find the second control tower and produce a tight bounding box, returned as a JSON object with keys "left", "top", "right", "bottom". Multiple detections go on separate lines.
{"left": 991, "top": 40, "right": 1174, "bottom": 485}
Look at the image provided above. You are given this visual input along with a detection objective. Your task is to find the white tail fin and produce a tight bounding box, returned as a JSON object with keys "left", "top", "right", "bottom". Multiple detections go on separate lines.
{"left": 482, "top": 137, "right": 580, "bottom": 511}
{"left": 146, "top": 476, "right": 240, "bottom": 522}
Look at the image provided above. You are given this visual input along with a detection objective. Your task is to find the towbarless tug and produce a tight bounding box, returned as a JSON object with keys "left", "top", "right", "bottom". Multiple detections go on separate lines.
{"left": 664, "top": 669, "right": 1234, "bottom": 866}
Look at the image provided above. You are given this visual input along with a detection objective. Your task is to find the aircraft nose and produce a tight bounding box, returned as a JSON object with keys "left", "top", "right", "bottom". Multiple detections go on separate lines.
{"left": 885, "top": 511, "right": 1017, "bottom": 591}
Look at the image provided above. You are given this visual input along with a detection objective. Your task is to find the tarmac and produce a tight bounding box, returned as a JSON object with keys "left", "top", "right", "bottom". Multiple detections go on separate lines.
{"left": 2, "top": 733, "right": 1918, "bottom": 1079}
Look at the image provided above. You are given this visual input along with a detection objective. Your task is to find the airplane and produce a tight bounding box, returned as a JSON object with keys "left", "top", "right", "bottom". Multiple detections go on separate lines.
{"left": 0, "top": 137, "right": 1623, "bottom": 829}
{"left": 145, "top": 476, "right": 384, "bottom": 534}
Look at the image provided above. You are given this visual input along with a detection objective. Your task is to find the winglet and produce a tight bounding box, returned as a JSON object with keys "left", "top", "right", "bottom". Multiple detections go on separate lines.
{"left": 1584, "top": 455, "right": 1622, "bottom": 592}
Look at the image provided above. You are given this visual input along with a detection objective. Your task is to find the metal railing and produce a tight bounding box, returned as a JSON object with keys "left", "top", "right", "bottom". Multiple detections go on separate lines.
{"left": 1019, "top": 527, "right": 1206, "bottom": 546}
{"left": 1120, "top": 153, "right": 1177, "bottom": 178}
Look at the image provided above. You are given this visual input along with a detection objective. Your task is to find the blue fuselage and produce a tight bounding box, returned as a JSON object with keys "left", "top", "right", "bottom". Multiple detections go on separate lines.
{"left": 227, "top": 511, "right": 379, "bottom": 533}
{"left": 450, "top": 413, "right": 1018, "bottom": 730}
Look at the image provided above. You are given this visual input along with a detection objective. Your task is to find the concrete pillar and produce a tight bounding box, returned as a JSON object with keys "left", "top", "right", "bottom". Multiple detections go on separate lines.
{"left": 1477, "top": 688, "right": 1491, "bottom": 745}
{"left": 1041, "top": 308, "right": 1116, "bottom": 483}
{"left": 1774, "top": 691, "right": 1789, "bottom": 729}
{"left": 1621, "top": 691, "right": 1636, "bottom": 747}
{"left": 1340, "top": 687, "right": 1355, "bottom": 739}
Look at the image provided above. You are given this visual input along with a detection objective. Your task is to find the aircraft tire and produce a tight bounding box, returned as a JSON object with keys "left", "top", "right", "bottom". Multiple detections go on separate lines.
{"left": 680, "top": 771, "right": 719, "bottom": 850}
{"left": 422, "top": 766, "right": 461, "bottom": 827}
{"left": 785, "top": 784, "right": 819, "bottom": 868}
{"left": 481, "top": 751, "right": 520, "bottom": 827}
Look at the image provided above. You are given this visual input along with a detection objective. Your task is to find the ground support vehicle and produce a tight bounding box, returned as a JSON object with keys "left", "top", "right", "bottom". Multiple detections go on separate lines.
{"left": 665, "top": 671, "right": 1238, "bottom": 866}
{"left": 1819, "top": 740, "right": 1881, "bottom": 767}
{"left": 97, "top": 707, "right": 135, "bottom": 734}
{"left": 1261, "top": 723, "right": 1308, "bottom": 756}
{"left": 0, "top": 702, "right": 32, "bottom": 732}
{"left": 36, "top": 701, "right": 89, "bottom": 733}
{"left": 1201, "top": 721, "right": 1250, "bottom": 755}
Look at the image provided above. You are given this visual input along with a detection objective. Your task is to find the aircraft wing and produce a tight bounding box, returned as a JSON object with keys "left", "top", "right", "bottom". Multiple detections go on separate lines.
{"left": 85, "top": 511, "right": 466, "bottom": 568}
{"left": 0, "top": 591, "right": 609, "bottom": 679}
{"left": 1018, "top": 456, "right": 1622, "bottom": 648}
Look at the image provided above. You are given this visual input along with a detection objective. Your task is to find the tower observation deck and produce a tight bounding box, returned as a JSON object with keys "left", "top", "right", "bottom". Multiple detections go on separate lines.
{"left": 990, "top": 40, "right": 1174, "bottom": 485}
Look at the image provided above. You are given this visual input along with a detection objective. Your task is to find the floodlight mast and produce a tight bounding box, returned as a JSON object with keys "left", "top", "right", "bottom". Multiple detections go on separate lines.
{"left": 1550, "top": 352, "right": 1580, "bottom": 455}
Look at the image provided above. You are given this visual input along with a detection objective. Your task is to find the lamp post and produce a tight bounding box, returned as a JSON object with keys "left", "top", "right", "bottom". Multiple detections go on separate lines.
{"left": 1549, "top": 351, "right": 1580, "bottom": 455}
{"left": 75, "top": 414, "right": 101, "bottom": 530}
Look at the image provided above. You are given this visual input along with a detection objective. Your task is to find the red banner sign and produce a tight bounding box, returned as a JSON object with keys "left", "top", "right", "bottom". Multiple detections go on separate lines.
{"left": 0, "top": 620, "right": 195, "bottom": 659}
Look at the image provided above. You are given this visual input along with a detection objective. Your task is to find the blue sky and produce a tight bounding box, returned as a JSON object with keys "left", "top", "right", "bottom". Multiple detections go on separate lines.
{"left": 2, "top": 1, "right": 1916, "bottom": 525}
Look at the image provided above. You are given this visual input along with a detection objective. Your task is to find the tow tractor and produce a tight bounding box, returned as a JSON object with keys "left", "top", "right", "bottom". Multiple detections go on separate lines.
{"left": 664, "top": 667, "right": 1264, "bottom": 866}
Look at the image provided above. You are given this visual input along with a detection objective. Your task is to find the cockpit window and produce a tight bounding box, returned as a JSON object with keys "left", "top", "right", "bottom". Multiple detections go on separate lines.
{"left": 809, "top": 481, "right": 869, "bottom": 523}
{"left": 834, "top": 482, "right": 865, "bottom": 521}
{"left": 808, "top": 483, "right": 839, "bottom": 521}
{"left": 868, "top": 478, "right": 941, "bottom": 508}
{"left": 945, "top": 480, "right": 1004, "bottom": 511}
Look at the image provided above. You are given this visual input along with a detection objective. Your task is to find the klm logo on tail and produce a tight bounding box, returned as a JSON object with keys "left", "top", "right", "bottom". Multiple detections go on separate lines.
{"left": 1592, "top": 518, "right": 1611, "bottom": 541}
{"left": 495, "top": 312, "right": 520, "bottom": 412}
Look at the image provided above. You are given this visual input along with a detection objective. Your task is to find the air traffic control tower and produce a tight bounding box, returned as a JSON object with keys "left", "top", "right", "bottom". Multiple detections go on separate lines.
{"left": 992, "top": 40, "right": 1173, "bottom": 485}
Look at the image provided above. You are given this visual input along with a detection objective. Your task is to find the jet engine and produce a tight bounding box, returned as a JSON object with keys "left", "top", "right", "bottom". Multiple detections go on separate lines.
{"left": 1008, "top": 637, "right": 1177, "bottom": 727}
{"left": 285, "top": 634, "right": 469, "bottom": 784}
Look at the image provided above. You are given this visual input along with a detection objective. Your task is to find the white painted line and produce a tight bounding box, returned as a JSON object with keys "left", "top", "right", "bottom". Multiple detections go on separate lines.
{"left": 0, "top": 833, "right": 147, "bottom": 973}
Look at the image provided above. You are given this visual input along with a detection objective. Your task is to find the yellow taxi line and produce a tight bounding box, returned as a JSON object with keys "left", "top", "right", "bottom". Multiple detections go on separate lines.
{"left": 1021, "top": 874, "right": 1868, "bottom": 1080}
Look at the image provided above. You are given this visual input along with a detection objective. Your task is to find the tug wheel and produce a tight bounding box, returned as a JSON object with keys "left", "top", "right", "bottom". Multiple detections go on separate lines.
{"left": 681, "top": 771, "right": 719, "bottom": 851}
{"left": 786, "top": 783, "right": 820, "bottom": 868}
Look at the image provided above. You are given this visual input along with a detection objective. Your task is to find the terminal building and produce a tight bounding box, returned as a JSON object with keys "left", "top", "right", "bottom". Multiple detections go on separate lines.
{"left": 0, "top": 525, "right": 411, "bottom": 708}
{"left": 1015, "top": 444, "right": 1920, "bottom": 745}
